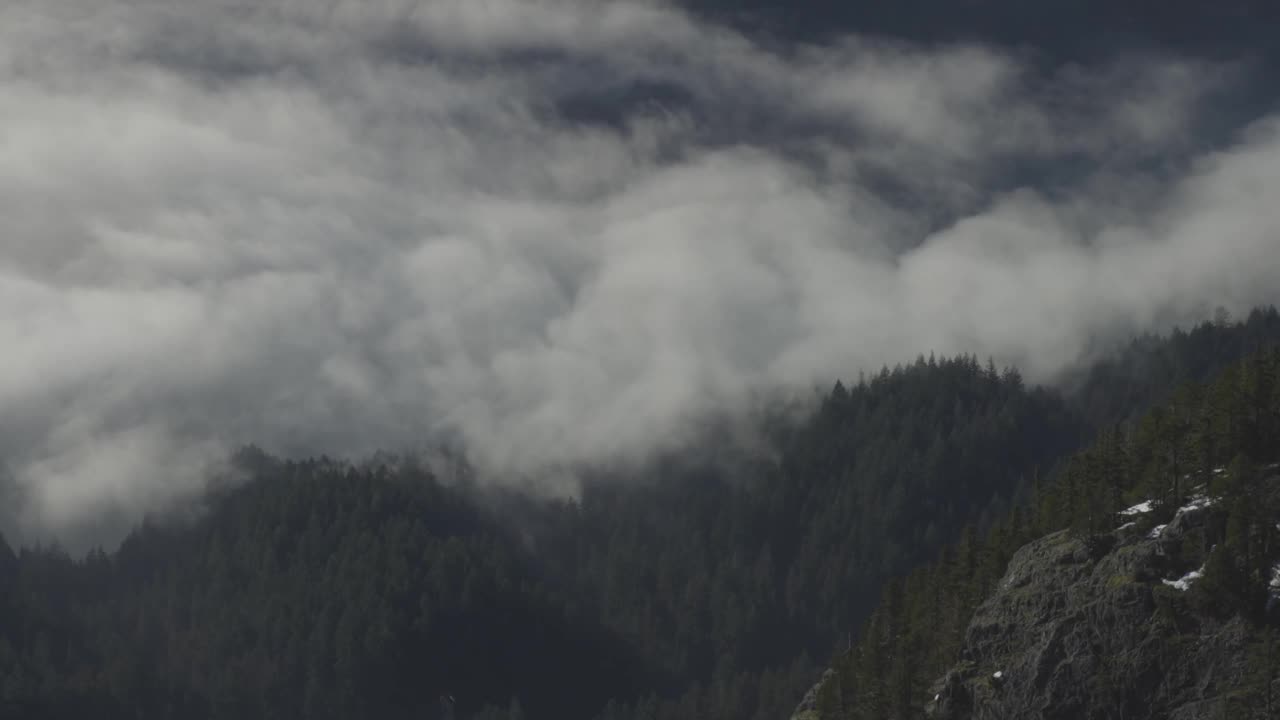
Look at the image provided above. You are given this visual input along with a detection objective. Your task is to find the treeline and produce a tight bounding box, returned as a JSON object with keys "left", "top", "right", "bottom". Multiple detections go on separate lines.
{"left": 560, "top": 354, "right": 1083, "bottom": 720}
{"left": 1, "top": 310, "right": 1279, "bottom": 720}
{"left": 816, "top": 345, "right": 1280, "bottom": 719}
{"left": 0, "top": 356, "right": 1083, "bottom": 720}
{"left": 0, "top": 460, "right": 661, "bottom": 720}
{"left": 1070, "top": 306, "right": 1280, "bottom": 428}
{"left": 578, "top": 308, "right": 1280, "bottom": 720}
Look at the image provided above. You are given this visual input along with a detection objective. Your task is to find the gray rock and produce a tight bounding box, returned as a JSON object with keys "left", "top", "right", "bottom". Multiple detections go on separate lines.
{"left": 926, "top": 518, "right": 1261, "bottom": 720}
{"left": 788, "top": 669, "right": 835, "bottom": 720}
{"left": 789, "top": 475, "right": 1280, "bottom": 720}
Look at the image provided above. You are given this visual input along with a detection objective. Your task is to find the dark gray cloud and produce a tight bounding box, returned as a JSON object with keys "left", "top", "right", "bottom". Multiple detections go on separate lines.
{"left": 2, "top": 0, "right": 1278, "bottom": 548}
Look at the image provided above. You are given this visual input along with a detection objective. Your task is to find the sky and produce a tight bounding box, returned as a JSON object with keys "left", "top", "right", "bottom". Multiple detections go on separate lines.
{"left": 2, "top": 0, "right": 1279, "bottom": 549}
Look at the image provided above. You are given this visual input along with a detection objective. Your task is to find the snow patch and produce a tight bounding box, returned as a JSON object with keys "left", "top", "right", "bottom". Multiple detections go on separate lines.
{"left": 993, "top": 671, "right": 1004, "bottom": 680}
{"left": 1120, "top": 500, "right": 1153, "bottom": 516}
{"left": 1146, "top": 495, "right": 1216, "bottom": 540}
{"left": 1117, "top": 521, "right": 1136, "bottom": 532}
{"left": 1179, "top": 495, "right": 1215, "bottom": 513}
{"left": 1163, "top": 565, "right": 1204, "bottom": 591}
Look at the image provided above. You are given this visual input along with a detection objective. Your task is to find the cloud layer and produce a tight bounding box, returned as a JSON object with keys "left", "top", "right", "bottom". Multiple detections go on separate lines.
{"left": 2, "top": 0, "right": 1279, "bottom": 547}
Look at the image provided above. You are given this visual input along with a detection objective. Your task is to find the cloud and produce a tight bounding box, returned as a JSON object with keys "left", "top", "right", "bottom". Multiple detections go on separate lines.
{"left": 0, "top": 0, "right": 1277, "bottom": 548}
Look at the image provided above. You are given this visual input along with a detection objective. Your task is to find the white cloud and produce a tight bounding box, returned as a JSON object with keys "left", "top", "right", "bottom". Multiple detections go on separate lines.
{"left": 0, "top": 0, "right": 1277, "bottom": 548}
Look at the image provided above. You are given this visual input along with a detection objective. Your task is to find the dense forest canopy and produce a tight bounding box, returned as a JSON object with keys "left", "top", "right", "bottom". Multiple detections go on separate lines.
{"left": 2, "top": 309, "right": 1280, "bottom": 720}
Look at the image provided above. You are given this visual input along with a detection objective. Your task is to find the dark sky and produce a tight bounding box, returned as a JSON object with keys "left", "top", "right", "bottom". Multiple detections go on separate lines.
{"left": 686, "top": 0, "right": 1280, "bottom": 61}
{"left": 685, "top": 0, "right": 1280, "bottom": 145}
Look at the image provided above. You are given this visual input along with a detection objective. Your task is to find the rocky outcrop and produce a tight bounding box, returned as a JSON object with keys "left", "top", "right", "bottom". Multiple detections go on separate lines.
{"left": 927, "top": 500, "right": 1266, "bottom": 720}
{"left": 788, "top": 669, "right": 835, "bottom": 720}
{"left": 786, "top": 480, "right": 1280, "bottom": 720}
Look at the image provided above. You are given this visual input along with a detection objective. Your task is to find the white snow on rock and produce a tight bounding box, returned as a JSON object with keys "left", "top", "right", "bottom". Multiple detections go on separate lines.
{"left": 1121, "top": 500, "right": 1153, "bottom": 516}
{"left": 1117, "top": 521, "right": 1136, "bottom": 531}
{"left": 1141, "top": 494, "right": 1217, "bottom": 539}
{"left": 992, "top": 671, "right": 1004, "bottom": 680}
{"left": 1179, "top": 495, "right": 1215, "bottom": 513}
{"left": 1163, "top": 565, "right": 1205, "bottom": 591}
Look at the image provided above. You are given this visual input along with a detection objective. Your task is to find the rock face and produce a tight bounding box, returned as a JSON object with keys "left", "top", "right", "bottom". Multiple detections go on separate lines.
{"left": 927, "top": 504, "right": 1262, "bottom": 720}
{"left": 787, "top": 480, "right": 1280, "bottom": 720}
{"left": 788, "top": 669, "right": 835, "bottom": 720}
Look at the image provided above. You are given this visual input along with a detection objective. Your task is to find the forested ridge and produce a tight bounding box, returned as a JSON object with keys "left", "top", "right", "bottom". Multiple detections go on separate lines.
{"left": 2, "top": 308, "right": 1280, "bottom": 720}
{"left": 811, "top": 324, "right": 1280, "bottom": 718}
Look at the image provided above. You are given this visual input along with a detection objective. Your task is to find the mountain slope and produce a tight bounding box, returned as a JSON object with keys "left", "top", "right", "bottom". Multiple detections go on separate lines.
{"left": 0, "top": 357, "right": 1085, "bottom": 720}
{"left": 802, "top": 343, "right": 1280, "bottom": 720}
{"left": 931, "top": 493, "right": 1276, "bottom": 720}
{"left": 542, "top": 356, "right": 1086, "bottom": 720}
{"left": 3, "top": 314, "right": 1280, "bottom": 720}
{"left": 0, "top": 461, "right": 659, "bottom": 720}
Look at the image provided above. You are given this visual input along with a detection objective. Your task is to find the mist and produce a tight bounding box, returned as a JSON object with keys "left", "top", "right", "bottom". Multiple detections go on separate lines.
{"left": 2, "top": 0, "right": 1279, "bottom": 548}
